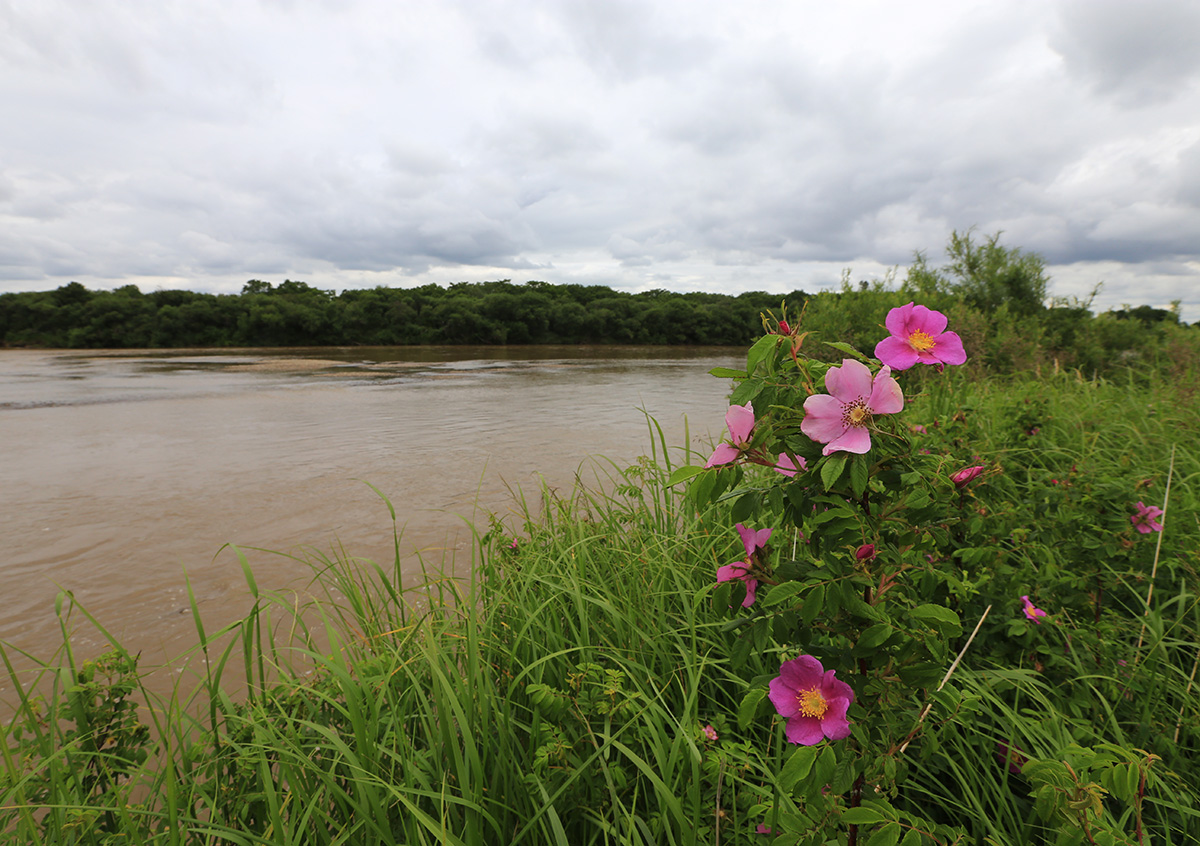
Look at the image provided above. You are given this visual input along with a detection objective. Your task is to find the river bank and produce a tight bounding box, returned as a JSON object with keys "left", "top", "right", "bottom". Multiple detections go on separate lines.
{"left": 3, "top": 364, "right": 1198, "bottom": 843}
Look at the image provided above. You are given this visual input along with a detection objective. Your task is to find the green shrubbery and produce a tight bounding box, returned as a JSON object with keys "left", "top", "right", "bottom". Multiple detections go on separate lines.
{"left": 0, "top": 279, "right": 800, "bottom": 348}
{"left": 2, "top": 231, "right": 1196, "bottom": 372}
{"left": 3, "top": 259, "right": 1199, "bottom": 843}
{"left": 4, "top": 359, "right": 1197, "bottom": 843}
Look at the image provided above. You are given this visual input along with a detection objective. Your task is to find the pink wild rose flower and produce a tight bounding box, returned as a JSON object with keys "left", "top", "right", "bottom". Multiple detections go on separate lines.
{"left": 705, "top": 402, "right": 756, "bottom": 468}
{"left": 768, "top": 654, "right": 854, "bottom": 745}
{"left": 874, "top": 302, "right": 967, "bottom": 371}
{"left": 801, "top": 359, "right": 903, "bottom": 456}
{"left": 1131, "top": 501, "right": 1164, "bottom": 534}
{"left": 701, "top": 724, "right": 718, "bottom": 742}
{"left": 717, "top": 523, "right": 772, "bottom": 608}
{"left": 1021, "top": 595, "right": 1047, "bottom": 624}
{"left": 951, "top": 465, "right": 986, "bottom": 488}
{"left": 996, "top": 741, "right": 1029, "bottom": 774}
{"left": 773, "top": 453, "right": 807, "bottom": 477}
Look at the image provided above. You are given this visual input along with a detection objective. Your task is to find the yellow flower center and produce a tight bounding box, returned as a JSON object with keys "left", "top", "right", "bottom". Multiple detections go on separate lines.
{"left": 797, "top": 687, "right": 828, "bottom": 719}
{"left": 908, "top": 330, "right": 936, "bottom": 352}
{"left": 842, "top": 400, "right": 870, "bottom": 428}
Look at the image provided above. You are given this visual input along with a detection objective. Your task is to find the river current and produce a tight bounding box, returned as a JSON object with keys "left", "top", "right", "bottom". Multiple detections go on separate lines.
{"left": 0, "top": 346, "right": 739, "bottom": 675}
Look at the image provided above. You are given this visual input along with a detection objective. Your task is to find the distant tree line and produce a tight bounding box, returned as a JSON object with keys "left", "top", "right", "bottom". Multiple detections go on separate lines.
{"left": 0, "top": 279, "right": 806, "bottom": 349}
{"left": 2, "top": 231, "right": 1194, "bottom": 377}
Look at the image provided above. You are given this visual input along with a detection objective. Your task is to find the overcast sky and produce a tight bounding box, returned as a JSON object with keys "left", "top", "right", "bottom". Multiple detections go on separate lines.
{"left": 3, "top": 0, "right": 1199, "bottom": 320}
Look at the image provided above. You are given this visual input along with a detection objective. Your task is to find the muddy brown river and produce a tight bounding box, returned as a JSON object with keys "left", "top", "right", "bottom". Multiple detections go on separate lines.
{"left": 0, "top": 346, "right": 739, "bottom": 689}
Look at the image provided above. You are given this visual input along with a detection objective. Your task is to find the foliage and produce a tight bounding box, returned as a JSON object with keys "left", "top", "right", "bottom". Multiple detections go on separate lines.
{"left": 2, "top": 233, "right": 1196, "bottom": 379}
{"left": 2, "top": 289, "right": 1200, "bottom": 844}
{"left": 0, "top": 278, "right": 802, "bottom": 349}
{"left": 671, "top": 303, "right": 1199, "bottom": 844}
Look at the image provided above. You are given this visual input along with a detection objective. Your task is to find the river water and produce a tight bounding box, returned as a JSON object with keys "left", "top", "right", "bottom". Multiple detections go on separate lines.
{"left": 0, "top": 346, "right": 740, "bottom": 678}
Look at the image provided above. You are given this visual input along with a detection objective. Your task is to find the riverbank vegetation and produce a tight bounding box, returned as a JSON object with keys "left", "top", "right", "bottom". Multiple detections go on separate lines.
{"left": 0, "top": 278, "right": 799, "bottom": 348}
{"left": 0, "top": 231, "right": 1193, "bottom": 369}
{"left": 3, "top": 234, "right": 1200, "bottom": 844}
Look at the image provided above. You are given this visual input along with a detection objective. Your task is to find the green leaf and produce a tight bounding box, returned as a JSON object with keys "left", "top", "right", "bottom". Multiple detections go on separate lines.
{"left": 903, "top": 488, "right": 930, "bottom": 509}
{"left": 842, "top": 807, "right": 886, "bottom": 825}
{"left": 800, "top": 584, "right": 826, "bottom": 625}
{"left": 910, "top": 604, "right": 962, "bottom": 636}
{"left": 235, "top": 545, "right": 259, "bottom": 599}
{"left": 738, "top": 687, "right": 767, "bottom": 730}
{"left": 841, "top": 586, "right": 879, "bottom": 621}
{"left": 821, "top": 454, "right": 848, "bottom": 491}
{"left": 807, "top": 746, "right": 837, "bottom": 801}
{"left": 1005, "top": 619, "right": 1029, "bottom": 637}
{"left": 731, "top": 636, "right": 752, "bottom": 670}
{"left": 900, "top": 829, "right": 923, "bottom": 846}
{"left": 823, "top": 340, "right": 872, "bottom": 362}
{"left": 731, "top": 492, "right": 760, "bottom": 523}
{"left": 1119, "top": 763, "right": 1140, "bottom": 803}
{"left": 729, "top": 379, "right": 763, "bottom": 406}
{"left": 897, "top": 661, "right": 944, "bottom": 687}
{"left": 666, "top": 464, "right": 706, "bottom": 486}
{"left": 747, "top": 333, "right": 779, "bottom": 375}
{"left": 779, "top": 745, "right": 818, "bottom": 793}
{"left": 829, "top": 749, "right": 857, "bottom": 794}
{"left": 956, "top": 547, "right": 992, "bottom": 565}
{"left": 850, "top": 454, "right": 869, "bottom": 497}
{"left": 866, "top": 822, "right": 902, "bottom": 846}
{"left": 752, "top": 615, "right": 770, "bottom": 652}
{"left": 855, "top": 622, "right": 892, "bottom": 653}
{"left": 763, "top": 581, "right": 808, "bottom": 608}
{"left": 813, "top": 503, "right": 854, "bottom": 524}
{"left": 688, "top": 470, "right": 716, "bottom": 508}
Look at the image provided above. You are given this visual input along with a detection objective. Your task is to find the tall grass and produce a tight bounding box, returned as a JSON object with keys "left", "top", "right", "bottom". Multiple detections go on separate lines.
{"left": 2, "top": 371, "right": 1199, "bottom": 844}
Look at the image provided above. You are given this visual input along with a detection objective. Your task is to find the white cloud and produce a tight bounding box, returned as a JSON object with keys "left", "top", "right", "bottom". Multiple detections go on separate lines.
{"left": 1, "top": 0, "right": 1198, "bottom": 321}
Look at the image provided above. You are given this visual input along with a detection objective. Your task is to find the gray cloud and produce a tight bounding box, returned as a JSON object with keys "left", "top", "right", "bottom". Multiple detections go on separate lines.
{"left": 1, "top": 0, "right": 1198, "bottom": 320}
{"left": 1052, "top": 0, "right": 1200, "bottom": 106}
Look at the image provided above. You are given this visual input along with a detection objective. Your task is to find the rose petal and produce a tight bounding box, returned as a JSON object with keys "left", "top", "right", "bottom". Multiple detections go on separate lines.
{"left": 736, "top": 523, "right": 773, "bottom": 556}
{"left": 717, "top": 562, "right": 757, "bottom": 607}
{"left": 908, "top": 303, "right": 948, "bottom": 336}
{"left": 874, "top": 335, "right": 919, "bottom": 370}
{"left": 778, "top": 655, "right": 824, "bottom": 690}
{"left": 785, "top": 715, "right": 826, "bottom": 746}
{"left": 823, "top": 425, "right": 871, "bottom": 455}
{"left": 717, "top": 561, "right": 751, "bottom": 583}
{"left": 824, "top": 359, "right": 873, "bottom": 403}
{"left": 930, "top": 331, "right": 966, "bottom": 365}
{"left": 819, "top": 670, "right": 855, "bottom": 705}
{"left": 867, "top": 367, "right": 904, "bottom": 414}
{"left": 801, "top": 395, "right": 849, "bottom": 444}
{"left": 704, "top": 443, "right": 740, "bottom": 468}
{"left": 773, "top": 453, "right": 806, "bottom": 477}
{"left": 820, "top": 696, "right": 852, "bottom": 740}
{"left": 768, "top": 676, "right": 801, "bottom": 718}
{"left": 726, "top": 403, "right": 756, "bottom": 444}
{"left": 884, "top": 302, "right": 916, "bottom": 337}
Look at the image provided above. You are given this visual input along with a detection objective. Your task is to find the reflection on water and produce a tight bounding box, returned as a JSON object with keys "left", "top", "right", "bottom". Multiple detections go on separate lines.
{"left": 0, "top": 346, "right": 740, "bottom": 677}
